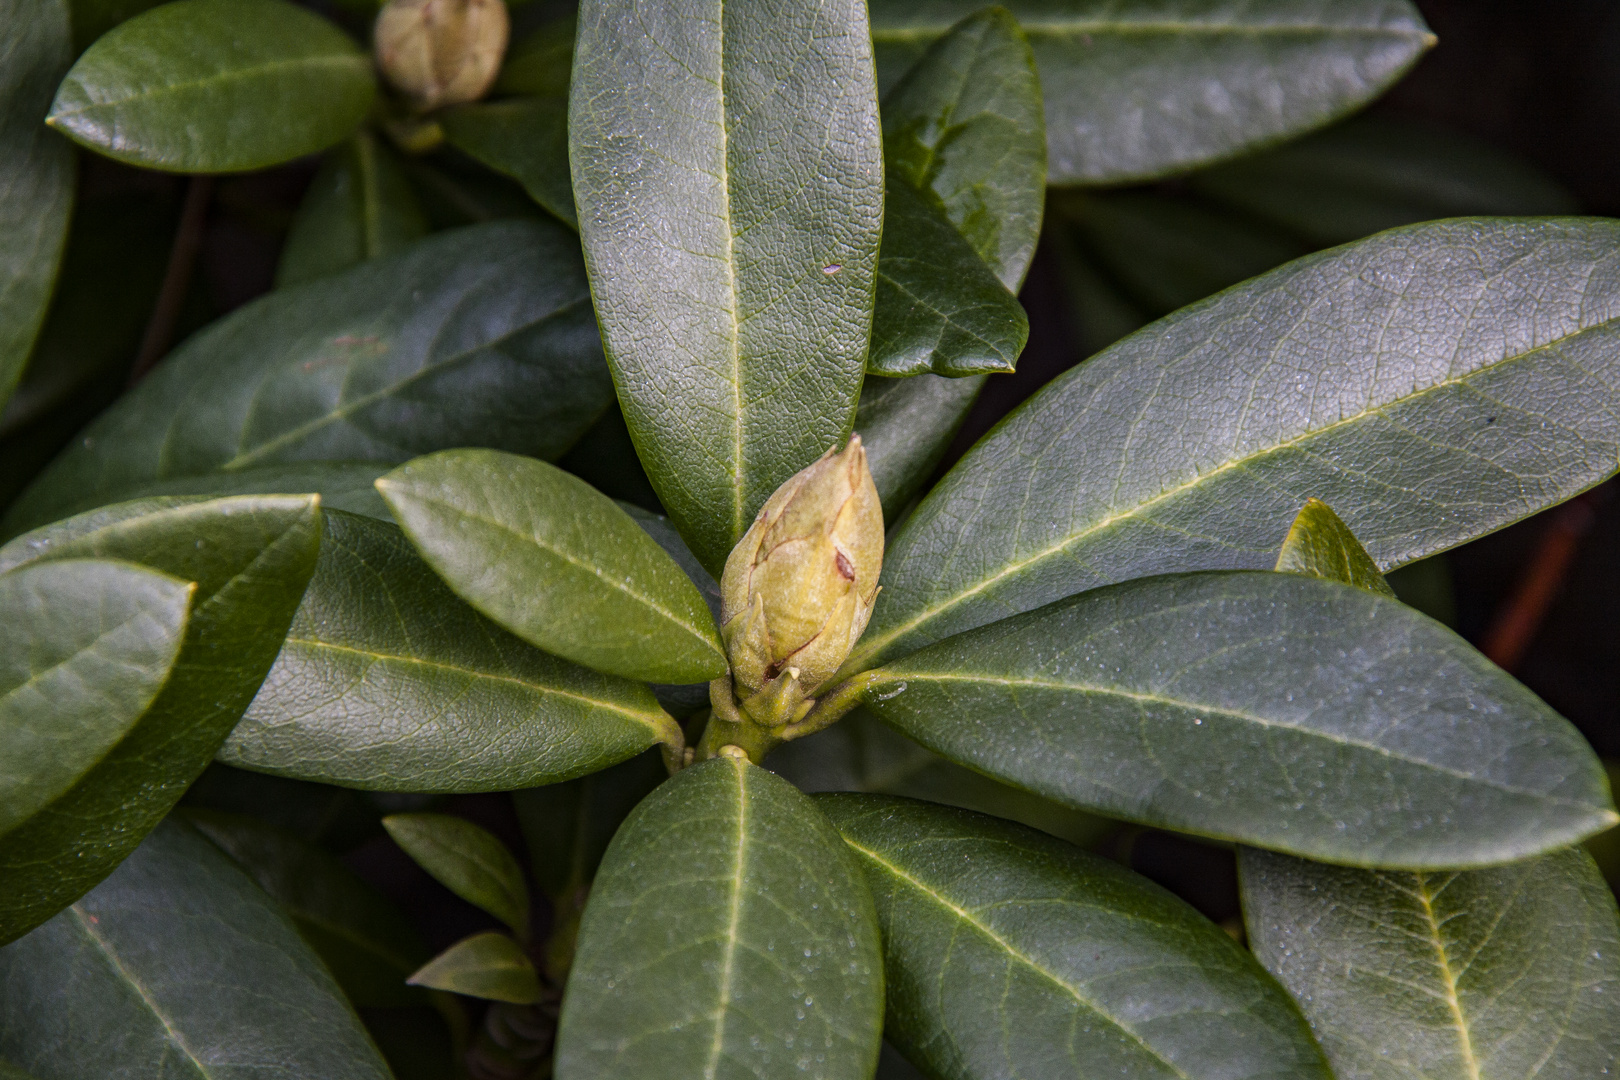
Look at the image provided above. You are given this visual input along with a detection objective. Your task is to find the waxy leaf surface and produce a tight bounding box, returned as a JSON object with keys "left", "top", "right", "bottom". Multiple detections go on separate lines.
{"left": 0, "top": 819, "right": 391, "bottom": 1079}
{"left": 1241, "top": 846, "right": 1620, "bottom": 1080}
{"left": 570, "top": 0, "right": 884, "bottom": 572}
{"left": 222, "top": 510, "right": 677, "bottom": 790}
{"left": 384, "top": 813, "right": 529, "bottom": 938}
{"left": 852, "top": 219, "right": 1620, "bottom": 671}
{"left": 869, "top": 0, "right": 1433, "bottom": 185}
{"left": 556, "top": 757, "right": 884, "bottom": 1080}
{"left": 408, "top": 931, "right": 542, "bottom": 1004}
{"left": 860, "top": 571, "right": 1617, "bottom": 867}
{"left": 442, "top": 97, "right": 576, "bottom": 228}
{"left": 6, "top": 221, "right": 611, "bottom": 535}
{"left": 47, "top": 0, "right": 374, "bottom": 172}
{"left": 379, "top": 449, "right": 726, "bottom": 684}
{"left": 0, "top": 494, "right": 321, "bottom": 943}
{"left": 277, "top": 131, "right": 428, "bottom": 288}
{"left": 821, "top": 796, "right": 1330, "bottom": 1080}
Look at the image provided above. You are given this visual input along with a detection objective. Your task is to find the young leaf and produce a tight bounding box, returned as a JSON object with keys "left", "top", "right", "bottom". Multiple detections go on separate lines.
{"left": 384, "top": 813, "right": 529, "bottom": 939}
{"left": 223, "top": 510, "right": 679, "bottom": 790}
{"left": 378, "top": 449, "right": 727, "bottom": 684}
{"left": 186, "top": 809, "right": 430, "bottom": 1008}
{"left": 555, "top": 757, "right": 884, "bottom": 1080}
{"left": 0, "top": 819, "right": 391, "bottom": 1078}
{"left": 869, "top": 0, "right": 1434, "bottom": 185}
{"left": 408, "top": 931, "right": 543, "bottom": 1005}
{"left": 4, "top": 221, "right": 612, "bottom": 536}
{"left": 851, "top": 219, "right": 1620, "bottom": 672}
{"left": 0, "top": 559, "right": 191, "bottom": 838}
{"left": 856, "top": 373, "right": 985, "bottom": 520}
{"left": 820, "top": 795, "right": 1331, "bottom": 1080}
{"left": 47, "top": 0, "right": 375, "bottom": 173}
{"left": 0, "top": 0, "right": 73, "bottom": 417}
{"left": 441, "top": 97, "right": 576, "bottom": 228}
{"left": 570, "top": 0, "right": 885, "bottom": 572}
{"left": 277, "top": 131, "right": 429, "bottom": 289}
{"left": 1275, "top": 498, "right": 1396, "bottom": 596}
{"left": 1240, "top": 846, "right": 1620, "bottom": 1079}
{"left": 859, "top": 570, "right": 1618, "bottom": 868}
{"left": 0, "top": 494, "right": 321, "bottom": 944}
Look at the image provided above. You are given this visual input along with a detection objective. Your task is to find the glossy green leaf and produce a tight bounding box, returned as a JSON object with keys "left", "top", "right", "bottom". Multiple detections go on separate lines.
{"left": 1275, "top": 497, "right": 1395, "bottom": 597}
{"left": 0, "top": 559, "right": 191, "bottom": 837}
{"left": 408, "top": 931, "right": 543, "bottom": 1005}
{"left": 870, "top": 0, "right": 1434, "bottom": 185}
{"left": 0, "top": 819, "right": 391, "bottom": 1078}
{"left": 222, "top": 509, "right": 677, "bottom": 790}
{"left": 442, "top": 97, "right": 576, "bottom": 229}
{"left": 822, "top": 795, "right": 1330, "bottom": 1080}
{"left": 5, "top": 220, "right": 612, "bottom": 536}
{"left": 378, "top": 448, "right": 727, "bottom": 684}
{"left": 0, "top": 0, "right": 73, "bottom": 416}
{"left": 187, "top": 809, "right": 429, "bottom": 1008}
{"left": 555, "top": 757, "right": 884, "bottom": 1080}
{"left": 856, "top": 373, "right": 984, "bottom": 520}
{"left": 570, "top": 0, "right": 885, "bottom": 573}
{"left": 47, "top": 0, "right": 374, "bottom": 173}
{"left": 277, "top": 131, "right": 429, "bottom": 289}
{"left": 497, "top": 15, "right": 575, "bottom": 97}
{"left": 0, "top": 494, "right": 321, "bottom": 943}
{"left": 850, "top": 219, "right": 1620, "bottom": 672}
{"left": 881, "top": 6, "right": 1045, "bottom": 291}
{"left": 1240, "top": 846, "right": 1620, "bottom": 1079}
{"left": 860, "top": 570, "right": 1618, "bottom": 867}
{"left": 384, "top": 813, "right": 529, "bottom": 938}
{"left": 870, "top": 177, "right": 1027, "bottom": 378}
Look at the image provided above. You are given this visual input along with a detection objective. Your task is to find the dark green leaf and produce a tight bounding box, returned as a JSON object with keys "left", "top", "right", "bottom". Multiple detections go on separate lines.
{"left": 514, "top": 750, "right": 666, "bottom": 903}
{"left": 408, "top": 932, "right": 542, "bottom": 1005}
{"left": 850, "top": 219, "right": 1620, "bottom": 672}
{"left": 378, "top": 448, "right": 727, "bottom": 684}
{"left": 497, "top": 15, "right": 575, "bottom": 97}
{"left": 383, "top": 813, "right": 529, "bottom": 938}
{"left": 860, "top": 570, "right": 1618, "bottom": 867}
{"left": 856, "top": 373, "right": 984, "bottom": 521}
{"left": 277, "top": 131, "right": 429, "bottom": 289}
{"left": 182, "top": 762, "right": 386, "bottom": 851}
{"left": 442, "top": 97, "right": 576, "bottom": 229}
{"left": 186, "top": 809, "right": 429, "bottom": 1007}
{"left": 821, "top": 795, "right": 1331, "bottom": 1080}
{"left": 881, "top": 6, "right": 1044, "bottom": 290}
{"left": 555, "top": 757, "right": 884, "bottom": 1079}
{"left": 0, "top": 494, "right": 322, "bottom": 943}
{"left": 47, "top": 0, "right": 374, "bottom": 173}
{"left": 869, "top": 177, "right": 1027, "bottom": 378}
{"left": 4, "top": 220, "right": 612, "bottom": 536}
{"left": 0, "top": 559, "right": 191, "bottom": 837}
{"left": 221, "top": 509, "right": 679, "bottom": 791}
{"left": 570, "top": 0, "right": 885, "bottom": 572}
{"left": 1275, "top": 497, "right": 1395, "bottom": 597}
{"left": 1240, "top": 845, "right": 1620, "bottom": 1080}
{"left": 0, "top": 0, "right": 73, "bottom": 416}
{"left": 0, "top": 819, "right": 391, "bottom": 1078}
{"left": 869, "top": 0, "right": 1434, "bottom": 185}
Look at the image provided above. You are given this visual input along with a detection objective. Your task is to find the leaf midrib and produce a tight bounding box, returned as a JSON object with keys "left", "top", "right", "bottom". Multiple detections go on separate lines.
{"left": 704, "top": 760, "right": 749, "bottom": 1080}
{"left": 1413, "top": 872, "right": 1483, "bottom": 1080}
{"left": 51, "top": 54, "right": 367, "bottom": 120}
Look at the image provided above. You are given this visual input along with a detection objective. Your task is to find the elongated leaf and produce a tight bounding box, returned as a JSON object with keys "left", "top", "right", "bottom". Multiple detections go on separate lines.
{"left": 856, "top": 373, "right": 984, "bottom": 520}
{"left": 555, "top": 757, "right": 884, "bottom": 1080}
{"left": 850, "top": 219, "right": 1620, "bottom": 672}
{"left": 5, "top": 221, "right": 612, "bottom": 536}
{"left": 384, "top": 813, "right": 529, "bottom": 938}
{"left": 822, "top": 795, "right": 1330, "bottom": 1080}
{"left": 860, "top": 570, "right": 1617, "bottom": 867}
{"left": 187, "top": 809, "right": 428, "bottom": 1007}
{"left": 277, "top": 131, "right": 428, "bottom": 288}
{"left": 0, "top": 819, "right": 391, "bottom": 1079}
{"left": 570, "top": 0, "right": 885, "bottom": 572}
{"left": 442, "top": 98, "right": 576, "bottom": 229}
{"left": 222, "top": 509, "right": 679, "bottom": 790}
{"left": 1240, "top": 846, "right": 1620, "bottom": 1079}
{"left": 1275, "top": 498, "right": 1395, "bottom": 596}
{"left": 0, "top": 560, "right": 191, "bottom": 837}
{"left": 47, "top": 0, "right": 374, "bottom": 172}
{"left": 379, "top": 449, "right": 727, "bottom": 684}
{"left": 870, "top": 0, "right": 1434, "bottom": 185}
{"left": 0, "top": 494, "right": 321, "bottom": 943}
{"left": 409, "top": 932, "right": 542, "bottom": 1004}
{"left": 0, "top": 0, "right": 73, "bottom": 416}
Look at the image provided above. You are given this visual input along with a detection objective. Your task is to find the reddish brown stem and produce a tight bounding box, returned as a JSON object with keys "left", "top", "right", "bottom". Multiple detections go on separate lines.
{"left": 1480, "top": 486, "right": 1609, "bottom": 673}
{"left": 128, "top": 175, "right": 213, "bottom": 385}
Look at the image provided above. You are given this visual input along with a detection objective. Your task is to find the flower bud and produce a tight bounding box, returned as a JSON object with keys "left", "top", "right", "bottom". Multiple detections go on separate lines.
{"left": 719, "top": 436, "right": 883, "bottom": 727}
{"left": 375, "top": 0, "right": 509, "bottom": 113}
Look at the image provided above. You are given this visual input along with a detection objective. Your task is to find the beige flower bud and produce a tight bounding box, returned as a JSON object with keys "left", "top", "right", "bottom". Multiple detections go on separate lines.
{"left": 719, "top": 436, "right": 883, "bottom": 727}
{"left": 375, "top": 0, "right": 509, "bottom": 113}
